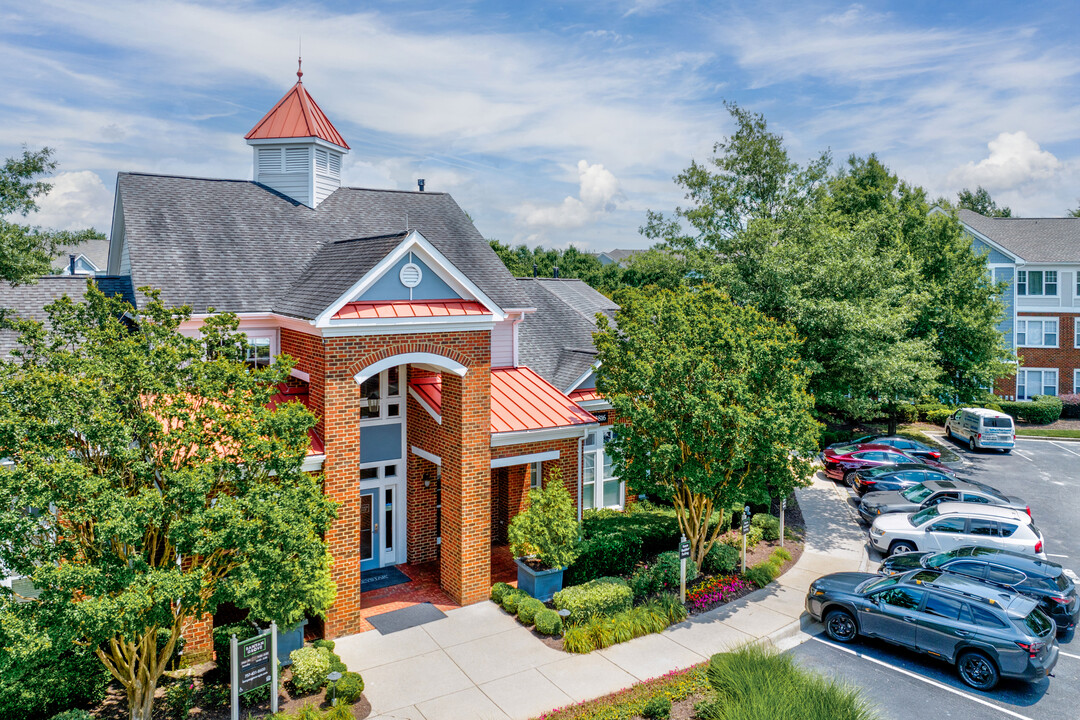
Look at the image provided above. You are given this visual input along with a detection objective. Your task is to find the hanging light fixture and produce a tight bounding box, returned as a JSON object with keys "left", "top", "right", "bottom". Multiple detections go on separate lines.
{"left": 367, "top": 391, "right": 380, "bottom": 414}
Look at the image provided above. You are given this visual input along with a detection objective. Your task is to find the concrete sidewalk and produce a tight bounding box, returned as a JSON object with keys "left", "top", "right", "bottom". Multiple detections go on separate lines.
{"left": 335, "top": 472, "right": 869, "bottom": 720}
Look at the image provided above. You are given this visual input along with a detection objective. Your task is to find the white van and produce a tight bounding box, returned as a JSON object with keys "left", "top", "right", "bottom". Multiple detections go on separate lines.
{"left": 944, "top": 408, "right": 1015, "bottom": 453}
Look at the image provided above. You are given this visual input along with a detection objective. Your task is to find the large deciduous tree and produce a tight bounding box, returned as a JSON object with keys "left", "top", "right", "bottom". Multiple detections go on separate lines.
{"left": 1, "top": 147, "right": 105, "bottom": 287}
{"left": 957, "top": 185, "right": 1012, "bottom": 217}
{"left": 594, "top": 286, "right": 819, "bottom": 566}
{"left": 0, "top": 285, "right": 337, "bottom": 720}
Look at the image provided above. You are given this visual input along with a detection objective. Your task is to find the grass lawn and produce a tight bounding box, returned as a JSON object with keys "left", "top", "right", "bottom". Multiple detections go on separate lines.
{"left": 1015, "top": 427, "right": 1080, "bottom": 438}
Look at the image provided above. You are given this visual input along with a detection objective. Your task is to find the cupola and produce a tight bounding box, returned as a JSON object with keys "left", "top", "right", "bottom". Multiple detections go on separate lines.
{"left": 245, "top": 60, "right": 349, "bottom": 208}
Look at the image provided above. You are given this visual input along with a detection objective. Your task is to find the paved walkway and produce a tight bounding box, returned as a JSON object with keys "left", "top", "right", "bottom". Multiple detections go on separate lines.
{"left": 335, "top": 473, "right": 869, "bottom": 720}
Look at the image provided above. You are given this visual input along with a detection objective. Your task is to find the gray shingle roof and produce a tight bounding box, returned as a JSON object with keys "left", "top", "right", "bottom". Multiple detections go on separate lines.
{"left": 116, "top": 173, "right": 529, "bottom": 317}
{"left": 958, "top": 209, "right": 1080, "bottom": 263}
{"left": 515, "top": 278, "right": 618, "bottom": 392}
{"left": 0, "top": 276, "right": 133, "bottom": 358}
{"left": 54, "top": 238, "right": 110, "bottom": 273}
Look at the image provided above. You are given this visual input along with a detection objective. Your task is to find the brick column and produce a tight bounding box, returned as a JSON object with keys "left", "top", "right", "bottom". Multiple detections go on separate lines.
{"left": 180, "top": 612, "right": 214, "bottom": 665}
{"left": 440, "top": 368, "right": 492, "bottom": 605}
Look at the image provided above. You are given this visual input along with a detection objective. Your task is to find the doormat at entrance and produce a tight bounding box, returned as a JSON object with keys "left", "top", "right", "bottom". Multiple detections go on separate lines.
{"left": 360, "top": 566, "right": 412, "bottom": 593}
{"left": 368, "top": 602, "right": 447, "bottom": 635}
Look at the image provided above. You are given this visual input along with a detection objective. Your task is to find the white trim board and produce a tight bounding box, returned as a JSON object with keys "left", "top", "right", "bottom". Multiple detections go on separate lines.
{"left": 408, "top": 386, "right": 442, "bottom": 425}
{"left": 411, "top": 446, "right": 441, "bottom": 467}
{"left": 302, "top": 454, "right": 325, "bottom": 472}
{"left": 491, "top": 425, "right": 594, "bottom": 447}
{"left": 491, "top": 450, "right": 560, "bottom": 469}
{"left": 355, "top": 352, "right": 468, "bottom": 384}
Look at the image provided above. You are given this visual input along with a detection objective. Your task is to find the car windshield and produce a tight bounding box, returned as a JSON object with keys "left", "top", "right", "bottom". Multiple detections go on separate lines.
{"left": 902, "top": 484, "right": 932, "bottom": 503}
{"left": 1016, "top": 608, "right": 1054, "bottom": 637}
{"left": 983, "top": 417, "right": 1013, "bottom": 429}
{"left": 910, "top": 505, "right": 940, "bottom": 527}
{"left": 833, "top": 444, "right": 859, "bottom": 454}
{"left": 924, "top": 550, "right": 960, "bottom": 568}
{"left": 859, "top": 576, "right": 899, "bottom": 594}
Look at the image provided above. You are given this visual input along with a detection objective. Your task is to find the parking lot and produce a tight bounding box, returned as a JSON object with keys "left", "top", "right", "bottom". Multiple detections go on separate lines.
{"left": 806, "top": 431, "right": 1080, "bottom": 719}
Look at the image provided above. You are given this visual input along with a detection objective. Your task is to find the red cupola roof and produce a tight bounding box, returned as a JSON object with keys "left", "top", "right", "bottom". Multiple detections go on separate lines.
{"left": 245, "top": 63, "right": 349, "bottom": 149}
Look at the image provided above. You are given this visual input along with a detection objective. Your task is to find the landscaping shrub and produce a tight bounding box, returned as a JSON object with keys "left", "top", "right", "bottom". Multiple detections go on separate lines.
{"left": 1001, "top": 397, "right": 1063, "bottom": 425}
{"left": 633, "top": 602, "right": 671, "bottom": 634}
{"left": 312, "top": 638, "right": 336, "bottom": 651}
{"left": 1060, "top": 393, "right": 1080, "bottom": 419}
{"left": 651, "top": 551, "right": 698, "bottom": 590}
{"left": 585, "top": 615, "right": 617, "bottom": 650}
{"left": 630, "top": 565, "right": 662, "bottom": 599}
{"left": 751, "top": 513, "right": 780, "bottom": 542}
{"left": 508, "top": 468, "right": 580, "bottom": 570}
{"left": 743, "top": 564, "right": 777, "bottom": 589}
{"left": 745, "top": 526, "right": 764, "bottom": 549}
{"left": 211, "top": 621, "right": 260, "bottom": 681}
{"left": 562, "top": 624, "right": 596, "bottom": 654}
{"left": 48, "top": 712, "right": 95, "bottom": 720}
{"left": 581, "top": 506, "right": 682, "bottom": 556}
{"left": 534, "top": 608, "right": 564, "bottom": 636}
{"left": 818, "top": 428, "right": 855, "bottom": 449}
{"left": 702, "top": 542, "right": 739, "bottom": 575}
{"left": 290, "top": 646, "right": 333, "bottom": 694}
{"left": 697, "top": 644, "right": 879, "bottom": 720}
{"left": 554, "top": 577, "right": 633, "bottom": 624}
{"left": 926, "top": 408, "right": 953, "bottom": 426}
{"left": 199, "top": 682, "right": 230, "bottom": 708}
{"left": 565, "top": 531, "right": 643, "bottom": 585}
{"left": 642, "top": 695, "right": 672, "bottom": 719}
{"left": 335, "top": 671, "right": 365, "bottom": 704}
{"left": 652, "top": 592, "right": 688, "bottom": 624}
{"left": 773, "top": 547, "right": 792, "bottom": 563}
{"left": 0, "top": 605, "right": 111, "bottom": 720}
{"left": 516, "top": 597, "right": 545, "bottom": 626}
{"left": 490, "top": 581, "right": 512, "bottom": 604}
{"left": 501, "top": 588, "right": 527, "bottom": 614}
{"left": 165, "top": 680, "right": 196, "bottom": 719}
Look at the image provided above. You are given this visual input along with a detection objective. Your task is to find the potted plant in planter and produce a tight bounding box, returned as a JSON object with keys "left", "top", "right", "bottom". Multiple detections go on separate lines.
{"left": 508, "top": 467, "right": 580, "bottom": 601}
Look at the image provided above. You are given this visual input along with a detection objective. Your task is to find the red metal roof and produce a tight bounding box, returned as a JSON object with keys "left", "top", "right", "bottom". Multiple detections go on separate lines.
{"left": 245, "top": 80, "right": 350, "bottom": 149}
{"left": 333, "top": 300, "right": 489, "bottom": 320}
{"left": 408, "top": 367, "right": 597, "bottom": 434}
{"left": 568, "top": 388, "right": 603, "bottom": 403}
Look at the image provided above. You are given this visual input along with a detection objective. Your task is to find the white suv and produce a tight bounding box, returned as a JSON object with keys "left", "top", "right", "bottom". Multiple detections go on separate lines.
{"left": 869, "top": 502, "right": 1045, "bottom": 559}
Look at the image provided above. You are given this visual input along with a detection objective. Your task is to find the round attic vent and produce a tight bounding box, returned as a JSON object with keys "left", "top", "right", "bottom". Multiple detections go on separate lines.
{"left": 399, "top": 262, "right": 423, "bottom": 288}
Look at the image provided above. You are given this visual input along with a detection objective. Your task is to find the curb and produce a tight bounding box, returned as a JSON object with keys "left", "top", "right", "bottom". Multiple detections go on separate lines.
{"left": 1015, "top": 434, "right": 1080, "bottom": 443}
{"left": 765, "top": 613, "right": 822, "bottom": 651}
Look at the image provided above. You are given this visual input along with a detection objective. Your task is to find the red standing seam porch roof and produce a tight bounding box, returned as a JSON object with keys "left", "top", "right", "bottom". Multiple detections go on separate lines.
{"left": 409, "top": 367, "right": 597, "bottom": 433}
{"left": 333, "top": 300, "right": 489, "bottom": 320}
{"left": 245, "top": 80, "right": 350, "bottom": 150}
{"left": 568, "top": 388, "right": 603, "bottom": 403}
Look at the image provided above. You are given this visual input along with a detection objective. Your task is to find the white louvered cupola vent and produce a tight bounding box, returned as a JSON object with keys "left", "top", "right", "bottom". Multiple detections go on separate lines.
{"left": 285, "top": 147, "right": 308, "bottom": 172}
{"left": 258, "top": 148, "right": 282, "bottom": 173}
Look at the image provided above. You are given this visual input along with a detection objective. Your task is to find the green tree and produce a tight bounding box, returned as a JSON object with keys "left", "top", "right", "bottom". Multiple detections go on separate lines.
{"left": 957, "top": 185, "right": 1012, "bottom": 217}
{"left": 488, "top": 239, "right": 626, "bottom": 294}
{"left": 1, "top": 147, "right": 105, "bottom": 287}
{"left": 594, "top": 286, "right": 819, "bottom": 566}
{"left": 0, "top": 285, "right": 337, "bottom": 720}
{"left": 507, "top": 467, "right": 580, "bottom": 570}
{"left": 1067, "top": 206, "right": 1080, "bottom": 218}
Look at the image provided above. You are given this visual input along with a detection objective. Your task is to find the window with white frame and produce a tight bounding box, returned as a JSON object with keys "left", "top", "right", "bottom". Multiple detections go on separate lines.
{"left": 1017, "top": 369, "right": 1057, "bottom": 400}
{"left": 1075, "top": 318, "right": 1080, "bottom": 349}
{"left": 1017, "top": 270, "right": 1058, "bottom": 296}
{"left": 1016, "top": 318, "right": 1058, "bottom": 347}
{"left": 358, "top": 366, "right": 403, "bottom": 421}
{"left": 246, "top": 337, "right": 272, "bottom": 367}
{"left": 529, "top": 461, "right": 542, "bottom": 490}
{"left": 582, "top": 427, "right": 621, "bottom": 511}
{"left": 1074, "top": 369, "right": 1080, "bottom": 394}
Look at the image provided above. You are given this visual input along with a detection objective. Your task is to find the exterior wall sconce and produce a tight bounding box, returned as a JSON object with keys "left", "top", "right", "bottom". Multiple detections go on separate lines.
{"left": 367, "top": 392, "right": 380, "bottom": 414}
{"left": 423, "top": 472, "right": 433, "bottom": 489}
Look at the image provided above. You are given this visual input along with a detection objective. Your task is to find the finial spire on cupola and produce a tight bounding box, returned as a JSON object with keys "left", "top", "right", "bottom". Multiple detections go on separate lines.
{"left": 245, "top": 64, "right": 349, "bottom": 208}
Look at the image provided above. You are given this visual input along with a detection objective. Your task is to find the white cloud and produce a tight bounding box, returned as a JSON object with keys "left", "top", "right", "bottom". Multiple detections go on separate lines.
{"left": 518, "top": 160, "right": 622, "bottom": 230}
{"left": 949, "top": 131, "right": 1062, "bottom": 190}
{"left": 29, "top": 171, "right": 113, "bottom": 232}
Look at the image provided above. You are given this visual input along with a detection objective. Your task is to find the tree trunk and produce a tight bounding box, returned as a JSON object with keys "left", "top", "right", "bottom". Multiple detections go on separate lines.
{"left": 95, "top": 621, "right": 183, "bottom": 720}
{"left": 671, "top": 482, "right": 726, "bottom": 567}
{"left": 887, "top": 416, "right": 898, "bottom": 436}
{"left": 128, "top": 679, "right": 157, "bottom": 720}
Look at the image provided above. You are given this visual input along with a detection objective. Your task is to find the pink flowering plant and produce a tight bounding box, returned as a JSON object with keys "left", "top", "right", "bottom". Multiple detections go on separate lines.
{"left": 685, "top": 574, "right": 751, "bottom": 613}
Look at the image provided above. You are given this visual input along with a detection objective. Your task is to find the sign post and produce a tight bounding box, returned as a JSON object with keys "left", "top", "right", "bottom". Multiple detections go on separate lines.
{"left": 780, "top": 497, "right": 787, "bottom": 548}
{"left": 678, "top": 535, "right": 691, "bottom": 603}
{"left": 741, "top": 505, "right": 751, "bottom": 575}
{"left": 231, "top": 626, "right": 277, "bottom": 720}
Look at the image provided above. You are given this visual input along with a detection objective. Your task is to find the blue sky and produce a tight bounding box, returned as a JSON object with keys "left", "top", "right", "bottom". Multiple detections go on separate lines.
{"left": 2, "top": 0, "right": 1078, "bottom": 251}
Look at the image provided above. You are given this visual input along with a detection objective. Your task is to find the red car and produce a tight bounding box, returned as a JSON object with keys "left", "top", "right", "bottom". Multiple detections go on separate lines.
{"left": 821, "top": 443, "right": 951, "bottom": 484}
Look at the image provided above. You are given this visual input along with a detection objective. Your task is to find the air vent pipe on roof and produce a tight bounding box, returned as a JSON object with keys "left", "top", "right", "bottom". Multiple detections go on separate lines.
{"left": 417, "top": 178, "right": 425, "bottom": 192}
{"left": 533, "top": 263, "right": 538, "bottom": 278}
{"left": 553, "top": 266, "right": 559, "bottom": 278}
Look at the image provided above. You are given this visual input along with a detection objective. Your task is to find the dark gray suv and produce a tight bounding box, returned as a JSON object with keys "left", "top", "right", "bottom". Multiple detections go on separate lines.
{"left": 806, "top": 569, "right": 1058, "bottom": 690}
{"left": 858, "top": 479, "right": 1029, "bottom": 524}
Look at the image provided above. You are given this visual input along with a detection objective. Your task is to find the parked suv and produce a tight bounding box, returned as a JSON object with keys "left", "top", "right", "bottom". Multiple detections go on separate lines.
{"left": 879, "top": 546, "right": 1079, "bottom": 635}
{"left": 868, "top": 503, "right": 1045, "bottom": 559}
{"left": 945, "top": 408, "right": 1015, "bottom": 453}
{"left": 858, "top": 479, "right": 1028, "bottom": 524}
{"left": 806, "top": 569, "right": 1059, "bottom": 689}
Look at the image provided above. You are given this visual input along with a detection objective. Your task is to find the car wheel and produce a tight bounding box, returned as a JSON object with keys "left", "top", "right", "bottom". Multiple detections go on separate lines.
{"left": 957, "top": 651, "right": 999, "bottom": 691}
{"left": 824, "top": 609, "right": 858, "bottom": 643}
{"left": 889, "top": 541, "right": 917, "bottom": 556}
{"left": 843, "top": 471, "right": 858, "bottom": 487}
{"left": 968, "top": 436, "right": 977, "bottom": 452}
{"left": 1002, "top": 449, "right": 1011, "bottom": 454}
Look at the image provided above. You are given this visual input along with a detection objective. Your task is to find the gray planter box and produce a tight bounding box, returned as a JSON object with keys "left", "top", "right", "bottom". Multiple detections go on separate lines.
{"left": 275, "top": 618, "right": 307, "bottom": 666}
{"left": 515, "top": 558, "right": 566, "bottom": 602}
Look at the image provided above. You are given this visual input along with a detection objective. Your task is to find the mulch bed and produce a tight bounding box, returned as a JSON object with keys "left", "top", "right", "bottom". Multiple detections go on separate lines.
{"left": 92, "top": 665, "right": 372, "bottom": 719}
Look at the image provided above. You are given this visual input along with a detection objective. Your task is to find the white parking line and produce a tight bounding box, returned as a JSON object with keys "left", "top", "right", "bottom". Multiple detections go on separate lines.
{"left": 1046, "top": 553, "right": 1069, "bottom": 558}
{"left": 1060, "top": 651, "right": 1080, "bottom": 660}
{"left": 809, "top": 637, "right": 1036, "bottom": 720}
{"left": 1050, "top": 441, "right": 1080, "bottom": 458}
